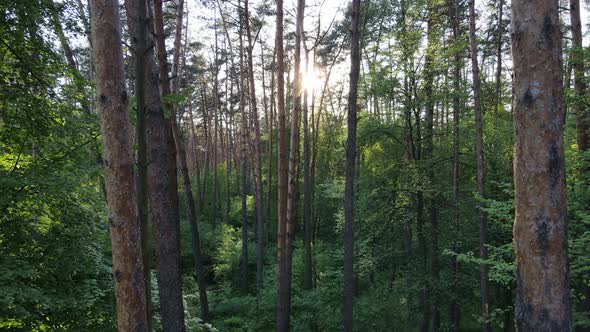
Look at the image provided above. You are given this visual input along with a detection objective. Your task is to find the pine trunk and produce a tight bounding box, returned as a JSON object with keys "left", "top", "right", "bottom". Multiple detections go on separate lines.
{"left": 90, "top": 0, "right": 148, "bottom": 329}
{"left": 511, "top": 0, "right": 572, "bottom": 329}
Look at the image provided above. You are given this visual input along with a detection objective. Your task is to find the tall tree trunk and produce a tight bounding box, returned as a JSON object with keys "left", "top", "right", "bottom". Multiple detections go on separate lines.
{"left": 169, "top": 0, "right": 211, "bottom": 321}
{"left": 90, "top": 0, "right": 147, "bottom": 329}
{"left": 238, "top": 1, "right": 249, "bottom": 293}
{"left": 423, "top": 4, "right": 440, "bottom": 330}
{"left": 511, "top": 0, "right": 572, "bottom": 329}
{"left": 283, "top": 0, "right": 305, "bottom": 327}
{"left": 49, "top": 2, "right": 77, "bottom": 70}
{"left": 131, "top": 0, "right": 152, "bottom": 327}
{"left": 303, "top": 46, "right": 313, "bottom": 290}
{"left": 264, "top": 46, "right": 275, "bottom": 243}
{"left": 450, "top": 0, "right": 462, "bottom": 329}
{"left": 127, "top": 0, "right": 186, "bottom": 329}
{"left": 493, "top": 0, "right": 504, "bottom": 116}
{"left": 570, "top": 0, "right": 588, "bottom": 152}
{"left": 344, "top": 0, "right": 361, "bottom": 331}
{"left": 275, "top": 0, "right": 290, "bottom": 328}
{"left": 244, "top": 0, "right": 265, "bottom": 292}
{"left": 468, "top": 1, "right": 491, "bottom": 331}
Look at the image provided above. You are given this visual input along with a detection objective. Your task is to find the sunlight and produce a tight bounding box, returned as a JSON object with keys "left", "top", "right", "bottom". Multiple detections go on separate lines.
{"left": 301, "top": 68, "right": 323, "bottom": 93}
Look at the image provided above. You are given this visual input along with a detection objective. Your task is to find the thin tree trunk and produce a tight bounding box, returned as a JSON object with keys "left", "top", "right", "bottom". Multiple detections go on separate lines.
{"left": 423, "top": 6, "right": 440, "bottom": 330}
{"left": 281, "top": 0, "right": 305, "bottom": 328}
{"left": 90, "top": 0, "right": 147, "bottom": 329}
{"left": 303, "top": 45, "right": 313, "bottom": 290}
{"left": 344, "top": 0, "right": 361, "bottom": 330}
{"left": 468, "top": 1, "right": 491, "bottom": 331}
{"left": 450, "top": 0, "right": 462, "bottom": 329}
{"left": 275, "top": 0, "right": 290, "bottom": 328}
{"left": 238, "top": 1, "right": 249, "bottom": 293}
{"left": 264, "top": 46, "right": 275, "bottom": 243}
{"left": 244, "top": 0, "right": 265, "bottom": 292}
{"left": 570, "top": 0, "right": 588, "bottom": 152}
{"left": 511, "top": 0, "right": 572, "bottom": 329}
{"left": 493, "top": 0, "right": 504, "bottom": 116}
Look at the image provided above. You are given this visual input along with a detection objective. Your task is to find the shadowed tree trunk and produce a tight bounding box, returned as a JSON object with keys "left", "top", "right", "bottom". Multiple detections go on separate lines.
{"left": 344, "top": 0, "right": 361, "bottom": 330}
{"left": 244, "top": 0, "right": 265, "bottom": 292}
{"left": 238, "top": 0, "right": 249, "bottom": 293}
{"left": 570, "top": 0, "right": 588, "bottom": 152}
{"left": 468, "top": 1, "right": 491, "bottom": 330}
{"left": 280, "top": 0, "right": 304, "bottom": 328}
{"left": 275, "top": 0, "right": 289, "bottom": 328}
{"left": 449, "top": 0, "right": 462, "bottom": 329}
{"left": 126, "top": 0, "right": 186, "bottom": 329}
{"left": 423, "top": 3, "right": 440, "bottom": 329}
{"left": 130, "top": 0, "right": 151, "bottom": 327}
{"left": 303, "top": 44, "right": 313, "bottom": 291}
{"left": 90, "top": 0, "right": 147, "bottom": 329}
{"left": 511, "top": 0, "right": 572, "bottom": 329}
{"left": 493, "top": 0, "right": 504, "bottom": 117}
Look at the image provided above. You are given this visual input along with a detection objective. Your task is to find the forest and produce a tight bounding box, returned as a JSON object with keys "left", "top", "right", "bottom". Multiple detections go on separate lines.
{"left": 0, "top": 0, "right": 588, "bottom": 330}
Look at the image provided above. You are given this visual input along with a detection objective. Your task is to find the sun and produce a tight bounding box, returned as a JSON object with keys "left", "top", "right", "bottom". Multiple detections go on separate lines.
{"left": 301, "top": 68, "right": 322, "bottom": 93}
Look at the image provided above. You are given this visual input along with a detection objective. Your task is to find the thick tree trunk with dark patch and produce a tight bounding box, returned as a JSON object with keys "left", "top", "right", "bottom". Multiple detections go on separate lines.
{"left": 126, "top": 0, "right": 186, "bottom": 330}
{"left": 511, "top": 0, "right": 572, "bottom": 329}
{"left": 344, "top": 0, "right": 361, "bottom": 331}
{"left": 468, "top": 1, "right": 491, "bottom": 330}
{"left": 90, "top": 0, "right": 147, "bottom": 329}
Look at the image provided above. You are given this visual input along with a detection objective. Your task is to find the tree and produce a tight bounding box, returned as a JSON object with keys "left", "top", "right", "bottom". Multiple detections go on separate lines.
{"left": 468, "top": 1, "right": 491, "bottom": 330}
{"left": 511, "top": 0, "right": 572, "bottom": 329}
{"left": 344, "top": 0, "right": 361, "bottom": 331}
{"left": 275, "top": 0, "right": 289, "bottom": 328}
{"left": 243, "top": 0, "right": 265, "bottom": 292}
{"left": 125, "top": 0, "right": 186, "bottom": 329}
{"left": 570, "top": 0, "right": 588, "bottom": 152}
{"left": 89, "top": 0, "right": 147, "bottom": 329}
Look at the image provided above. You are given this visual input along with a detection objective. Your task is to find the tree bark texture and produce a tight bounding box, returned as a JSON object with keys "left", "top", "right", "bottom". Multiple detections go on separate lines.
{"left": 126, "top": 0, "right": 186, "bottom": 329}
{"left": 511, "top": 0, "right": 572, "bottom": 329}
{"left": 90, "top": 0, "right": 147, "bottom": 329}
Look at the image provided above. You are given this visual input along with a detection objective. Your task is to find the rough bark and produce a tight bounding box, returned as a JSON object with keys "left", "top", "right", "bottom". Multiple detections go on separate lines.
{"left": 468, "top": 1, "right": 491, "bottom": 330}
{"left": 90, "top": 0, "right": 147, "bottom": 329}
{"left": 344, "top": 0, "right": 361, "bottom": 331}
{"left": 126, "top": 0, "right": 186, "bottom": 329}
{"left": 511, "top": 0, "right": 572, "bottom": 329}
{"left": 131, "top": 0, "right": 152, "bottom": 327}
